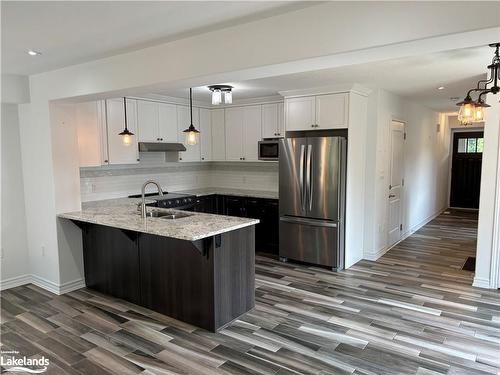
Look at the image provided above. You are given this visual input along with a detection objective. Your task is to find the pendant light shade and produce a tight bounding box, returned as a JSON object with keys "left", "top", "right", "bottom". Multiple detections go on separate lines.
{"left": 212, "top": 89, "right": 222, "bottom": 105}
{"left": 182, "top": 88, "right": 200, "bottom": 145}
{"left": 119, "top": 97, "right": 134, "bottom": 146}
{"left": 457, "top": 42, "right": 499, "bottom": 125}
{"left": 208, "top": 85, "right": 233, "bottom": 105}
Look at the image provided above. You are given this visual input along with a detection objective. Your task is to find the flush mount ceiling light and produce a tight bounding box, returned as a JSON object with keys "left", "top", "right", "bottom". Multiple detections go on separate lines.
{"left": 457, "top": 42, "right": 499, "bottom": 126}
{"left": 118, "top": 97, "right": 134, "bottom": 146}
{"left": 27, "top": 49, "right": 42, "bottom": 56}
{"left": 208, "top": 85, "right": 233, "bottom": 105}
{"left": 182, "top": 88, "right": 200, "bottom": 145}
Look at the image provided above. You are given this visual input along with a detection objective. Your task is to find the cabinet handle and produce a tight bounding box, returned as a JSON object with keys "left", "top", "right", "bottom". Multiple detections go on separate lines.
{"left": 179, "top": 157, "right": 183, "bottom": 160}
{"left": 137, "top": 158, "right": 140, "bottom": 162}
{"left": 104, "top": 159, "right": 109, "bottom": 163}
{"left": 201, "top": 157, "right": 205, "bottom": 160}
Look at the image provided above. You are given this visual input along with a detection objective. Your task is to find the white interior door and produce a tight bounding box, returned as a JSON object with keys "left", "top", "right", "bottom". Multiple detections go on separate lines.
{"left": 388, "top": 120, "right": 405, "bottom": 247}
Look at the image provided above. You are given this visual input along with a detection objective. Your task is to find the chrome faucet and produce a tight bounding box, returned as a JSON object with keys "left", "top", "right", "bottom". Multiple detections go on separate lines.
{"left": 140, "top": 180, "right": 164, "bottom": 218}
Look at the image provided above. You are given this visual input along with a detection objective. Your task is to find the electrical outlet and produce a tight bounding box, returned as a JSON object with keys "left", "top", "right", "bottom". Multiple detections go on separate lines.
{"left": 41, "top": 245, "right": 46, "bottom": 257}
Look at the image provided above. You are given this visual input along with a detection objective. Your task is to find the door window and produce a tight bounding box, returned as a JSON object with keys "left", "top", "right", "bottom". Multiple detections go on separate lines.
{"left": 458, "top": 137, "right": 484, "bottom": 154}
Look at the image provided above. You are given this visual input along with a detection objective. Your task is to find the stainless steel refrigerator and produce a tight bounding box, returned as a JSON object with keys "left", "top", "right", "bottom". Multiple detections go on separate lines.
{"left": 279, "top": 134, "right": 347, "bottom": 270}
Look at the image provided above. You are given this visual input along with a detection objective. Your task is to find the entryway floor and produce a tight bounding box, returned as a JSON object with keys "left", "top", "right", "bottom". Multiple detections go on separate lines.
{"left": 2, "top": 210, "right": 499, "bottom": 374}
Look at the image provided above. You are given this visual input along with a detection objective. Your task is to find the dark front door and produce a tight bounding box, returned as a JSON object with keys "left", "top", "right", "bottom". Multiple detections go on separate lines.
{"left": 450, "top": 131, "right": 483, "bottom": 209}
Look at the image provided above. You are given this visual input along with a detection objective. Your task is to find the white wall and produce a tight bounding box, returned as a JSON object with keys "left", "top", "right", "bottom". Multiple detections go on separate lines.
{"left": 474, "top": 96, "right": 500, "bottom": 288}
{"left": 364, "top": 89, "right": 449, "bottom": 260}
{"left": 1, "top": 104, "right": 30, "bottom": 288}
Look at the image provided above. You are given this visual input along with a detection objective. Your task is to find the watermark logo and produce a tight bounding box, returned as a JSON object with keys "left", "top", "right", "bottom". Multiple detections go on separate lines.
{"left": 1, "top": 350, "right": 49, "bottom": 373}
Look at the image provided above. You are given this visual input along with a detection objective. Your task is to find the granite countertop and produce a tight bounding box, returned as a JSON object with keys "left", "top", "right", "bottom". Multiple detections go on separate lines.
{"left": 173, "top": 187, "right": 279, "bottom": 200}
{"left": 58, "top": 198, "right": 259, "bottom": 241}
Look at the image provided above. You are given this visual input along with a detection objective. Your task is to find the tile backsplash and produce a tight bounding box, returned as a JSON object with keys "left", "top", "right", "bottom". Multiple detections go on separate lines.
{"left": 80, "top": 153, "right": 278, "bottom": 202}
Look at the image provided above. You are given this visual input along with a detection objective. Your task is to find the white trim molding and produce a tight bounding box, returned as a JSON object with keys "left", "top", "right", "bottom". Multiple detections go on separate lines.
{"left": 1, "top": 275, "right": 85, "bottom": 295}
{"left": 364, "top": 208, "right": 446, "bottom": 261}
{"left": 0, "top": 274, "right": 32, "bottom": 291}
{"left": 473, "top": 276, "right": 491, "bottom": 289}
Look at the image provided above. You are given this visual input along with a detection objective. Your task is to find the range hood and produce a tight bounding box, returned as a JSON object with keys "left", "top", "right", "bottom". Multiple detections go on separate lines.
{"left": 138, "top": 142, "right": 186, "bottom": 152}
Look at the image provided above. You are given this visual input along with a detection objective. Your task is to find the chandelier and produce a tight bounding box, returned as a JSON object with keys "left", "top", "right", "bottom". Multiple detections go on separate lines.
{"left": 457, "top": 42, "right": 499, "bottom": 125}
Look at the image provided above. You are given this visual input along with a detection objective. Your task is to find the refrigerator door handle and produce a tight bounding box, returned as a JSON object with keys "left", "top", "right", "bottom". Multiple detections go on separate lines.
{"left": 306, "top": 144, "right": 313, "bottom": 211}
{"left": 299, "top": 144, "right": 306, "bottom": 213}
{"left": 280, "top": 216, "right": 338, "bottom": 227}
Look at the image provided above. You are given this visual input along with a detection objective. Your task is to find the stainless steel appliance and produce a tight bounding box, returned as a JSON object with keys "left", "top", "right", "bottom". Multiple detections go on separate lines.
{"left": 279, "top": 134, "right": 347, "bottom": 270}
{"left": 258, "top": 140, "right": 279, "bottom": 161}
{"left": 128, "top": 192, "right": 196, "bottom": 210}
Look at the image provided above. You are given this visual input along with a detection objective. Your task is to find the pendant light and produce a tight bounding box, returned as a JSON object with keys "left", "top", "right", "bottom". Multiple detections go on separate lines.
{"left": 457, "top": 42, "right": 499, "bottom": 124}
{"left": 119, "top": 97, "right": 134, "bottom": 146}
{"left": 208, "top": 85, "right": 233, "bottom": 105}
{"left": 183, "top": 88, "right": 200, "bottom": 145}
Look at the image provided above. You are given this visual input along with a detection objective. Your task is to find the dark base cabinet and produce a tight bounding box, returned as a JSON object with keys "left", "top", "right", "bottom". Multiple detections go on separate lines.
{"left": 194, "top": 195, "right": 279, "bottom": 256}
{"left": 80, "top": 222, "right": 255, "bottom": 332}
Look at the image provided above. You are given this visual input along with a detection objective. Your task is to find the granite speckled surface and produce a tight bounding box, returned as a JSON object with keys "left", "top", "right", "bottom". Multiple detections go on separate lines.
{"left": 173, "top": 187, "right": 279, "bottom": 200}
{"left": 59, "top": 198, "right": 258, "bottom": 241}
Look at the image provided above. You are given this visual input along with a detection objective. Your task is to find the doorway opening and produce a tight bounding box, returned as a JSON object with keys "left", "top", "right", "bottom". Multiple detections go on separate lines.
{"left": 450, "top": 131, "right": 484, "bottom": 209}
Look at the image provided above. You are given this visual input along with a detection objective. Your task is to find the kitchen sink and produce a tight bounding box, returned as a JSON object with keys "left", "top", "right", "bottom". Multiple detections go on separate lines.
{"left": 143, "top": 209, "right": 193, "bottom": 220}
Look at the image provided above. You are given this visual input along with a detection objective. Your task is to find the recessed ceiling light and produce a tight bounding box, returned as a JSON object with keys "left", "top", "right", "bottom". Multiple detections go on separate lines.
{"left": 27, "top": 50, "right": 42, "bottom": 56}
{"left": 437, "top": 86, "right": 445, "bottom": 90}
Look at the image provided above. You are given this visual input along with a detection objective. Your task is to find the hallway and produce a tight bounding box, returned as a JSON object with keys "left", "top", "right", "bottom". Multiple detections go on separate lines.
{"left": 1, "top": 211, "right": 500, "bottom": 375}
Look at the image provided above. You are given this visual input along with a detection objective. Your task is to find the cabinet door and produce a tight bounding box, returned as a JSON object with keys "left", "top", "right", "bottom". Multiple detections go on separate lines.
{"left": 137, "top": 100, "right": 159, "bottom": 142}
{"left": 224, "top": 196, "right": 245, "bottom": 217}
{"left": 76, "top": 100, "right": 108, "bottom": 167}
{"left": 158, "top": 103, "right": 178, "bottom": 142}
{"left": 177, "top": 105, "right": 200, "bottom": 162}
{"left": 106, "top": 98, "right": 139, "bottom": 165}
{"left": 211, "top": 109, "right": 226, "bottom": 161}
{"left": 315, "top": 93, "right": 348, "bottom": 129}
{"left": 224, "top": 107, "right": 244, "bottom": 161}
{"left": 199, "top": 108, "right": 212, "bottom": 161}
{"left": 285, "top": 96, "right": 316, "bottom": 131}
{"left": 243, "top": 105, "right": 262, "bottom": 161}
{"left": 262, "top": 103, "right": 278, "bottom": 139}
{"left": 277, "top": 102, "right": 285, "bottom": 137}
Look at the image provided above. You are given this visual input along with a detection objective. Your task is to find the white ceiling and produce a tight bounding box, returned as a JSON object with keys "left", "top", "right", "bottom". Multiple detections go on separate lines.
{"left": 155, "top": 46, "right": 493, "bottom": 112}
{"left": 1, "top": 1, "right": 313, "bottom": 75}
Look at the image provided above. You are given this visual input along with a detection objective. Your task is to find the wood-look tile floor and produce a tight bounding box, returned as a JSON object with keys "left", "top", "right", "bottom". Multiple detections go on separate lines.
{"left": 2, "top": 209, "right": 500, "bottom": 374}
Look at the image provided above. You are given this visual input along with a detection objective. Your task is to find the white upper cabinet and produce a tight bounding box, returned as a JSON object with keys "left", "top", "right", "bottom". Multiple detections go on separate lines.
{"left": 199, "top": 108, "right": 212, "bottom": 161}
{"left": 285, "top": 93, "right": 349, "bottom": 131}
{"left": 225, "top": 107, "right": 244, "bottom": 161}
{"left": 158, "top": 103, "right": 178, "bottom": 142}
{"left": 137, "top": 100, "right": 159, "bottom": 142}
{"left": 225, "top": 105, "right": 262, "bottom": 161}
{"left": 106, "top": 98, "right": 139, "bottom": 165}
{"left": 261, "top": 102, "right": 284, "bottom": 138}
{"left": 315, "top": 93, "right": 348, "bottom": 129}
{"left": 177, "top": 105, "right": 201, "bottom": 162}
{"left": 243, "top": 105, "right": 262, "bottom": 161}
{"left": 262, "top": 103, "right": 279, "bottom": 139}
{"left": 76, "top": 100, "right": 108, "bottom": 167}
{"left": 137, "top": 100, "right": 178, "bottom": 142}
{"left": 211, "top": 108, "right": 226, "bottom": 161}
{"left": 285, "top": 96, "right": 316, "bottom": 131}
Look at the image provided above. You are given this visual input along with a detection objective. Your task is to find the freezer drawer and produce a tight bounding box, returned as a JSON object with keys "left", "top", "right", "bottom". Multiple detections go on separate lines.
{"left": 279, "top": 216, "right": 341, "bottom": 268}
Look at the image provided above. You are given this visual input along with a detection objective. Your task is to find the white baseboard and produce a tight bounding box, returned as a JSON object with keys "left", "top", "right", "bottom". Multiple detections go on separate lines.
{"left": 0, "top": 274, "right": 32, "bottom": 291}
{"left": 472, "top": 276, "right": 491, "bottom": 289}
{"left": 364, "top": 208, "right": 446, "bottom": 262}
{"left": 1, "top": 274, "right": 85, "bottom": 295}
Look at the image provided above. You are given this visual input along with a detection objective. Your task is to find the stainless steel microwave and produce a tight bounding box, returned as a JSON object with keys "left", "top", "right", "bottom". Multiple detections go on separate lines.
{"left": 258, "top": 140, "right": 279, "bottom": 161}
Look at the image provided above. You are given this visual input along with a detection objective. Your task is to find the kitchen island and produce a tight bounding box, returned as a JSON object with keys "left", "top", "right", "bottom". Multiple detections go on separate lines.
{"left": 58, "top": 198, "right": 258, "bottom": 332}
